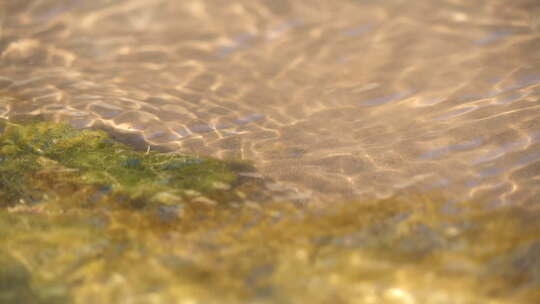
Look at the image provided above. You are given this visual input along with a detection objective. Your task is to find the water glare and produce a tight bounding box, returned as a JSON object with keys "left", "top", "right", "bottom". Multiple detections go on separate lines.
{"left": 1, "top": 0, "right": 540, "bottom": 303}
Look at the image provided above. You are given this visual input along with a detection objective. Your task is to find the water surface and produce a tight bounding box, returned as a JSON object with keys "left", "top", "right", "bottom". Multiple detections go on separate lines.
{"left": 2, "top": 1, "right": 540, "bottom": 303}
{"left": 1, "top": 0, "right": 540, "bottom": 204}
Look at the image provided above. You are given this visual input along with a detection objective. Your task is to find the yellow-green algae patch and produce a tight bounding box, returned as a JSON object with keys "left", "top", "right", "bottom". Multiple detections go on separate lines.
{"left": 0, "top": 118, "right": 259, "bottom": 210}
{"left": 1, "top": 119, "right": 540, "bottom": 304}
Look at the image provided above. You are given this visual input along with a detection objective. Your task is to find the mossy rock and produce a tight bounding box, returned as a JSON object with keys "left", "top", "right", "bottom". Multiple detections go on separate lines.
{"left": 0, "top": 118, "right": 263, "bottom": 210}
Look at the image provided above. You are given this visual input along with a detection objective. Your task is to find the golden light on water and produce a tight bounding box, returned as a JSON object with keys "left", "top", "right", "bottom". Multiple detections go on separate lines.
{"left": 1, "top": 1, "right": 540, "bottom": 303}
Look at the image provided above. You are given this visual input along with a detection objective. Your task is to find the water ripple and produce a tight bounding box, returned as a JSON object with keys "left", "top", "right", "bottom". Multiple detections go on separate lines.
{"left": 1, "top": 0, "right": 539, "bottom": 205}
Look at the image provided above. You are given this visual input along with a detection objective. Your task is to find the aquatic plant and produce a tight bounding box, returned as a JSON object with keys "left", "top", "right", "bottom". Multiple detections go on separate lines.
{"left": 1, "top": 119, "right": 540, "bottom": 304}
{"left": 0, "top": 118, "right": 259, "bottom": 210}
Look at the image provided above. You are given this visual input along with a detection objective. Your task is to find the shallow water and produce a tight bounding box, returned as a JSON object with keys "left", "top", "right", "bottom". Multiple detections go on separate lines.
{"left": 1, "top": 0, "right": 540, "bottom": 204}
{"left": 2, "top": 1, "right": 540, "bottom": 303}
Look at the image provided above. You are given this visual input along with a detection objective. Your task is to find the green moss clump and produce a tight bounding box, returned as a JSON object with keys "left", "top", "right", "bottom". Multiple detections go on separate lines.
{"left": 0, "top": 118, "right": 259, "bottom": 210}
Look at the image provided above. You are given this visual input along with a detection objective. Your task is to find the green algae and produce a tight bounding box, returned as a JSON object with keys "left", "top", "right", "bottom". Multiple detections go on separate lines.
{"left": 0, "top": 118, "right": 258, "bottom": 210}
{"left": 1, "top": 119, "right": 540, "bottom": 304}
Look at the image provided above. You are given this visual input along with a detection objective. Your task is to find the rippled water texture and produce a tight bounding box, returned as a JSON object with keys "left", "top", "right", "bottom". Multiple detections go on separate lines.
{"left": 1, "top": 0, "right": 540, "bottom": 204}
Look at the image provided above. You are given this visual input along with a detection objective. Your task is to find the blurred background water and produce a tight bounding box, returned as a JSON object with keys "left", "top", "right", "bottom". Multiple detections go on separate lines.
{"left": 1, "top": 0, "right": 540, "bottom": 205}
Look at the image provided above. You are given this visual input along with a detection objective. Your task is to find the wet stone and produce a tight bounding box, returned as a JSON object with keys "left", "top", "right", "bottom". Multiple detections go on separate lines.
{"left": 0, "top": 118, "right": 263, "bottom": 209}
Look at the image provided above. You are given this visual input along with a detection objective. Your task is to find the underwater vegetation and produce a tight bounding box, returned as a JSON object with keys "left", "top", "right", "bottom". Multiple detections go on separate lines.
{"left": 1, "top": 119, "right": 540, "bottom": 304}
{"left": 0, "top": 118, "right": 262, "bottom": 210}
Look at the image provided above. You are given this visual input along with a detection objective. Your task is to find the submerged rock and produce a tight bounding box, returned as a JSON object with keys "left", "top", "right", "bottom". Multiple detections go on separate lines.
{"left": 0, "top": 118, "right": 262, "bottom": 210}
{"left": 0, "top": 119, "right": 540, "bottom": 304}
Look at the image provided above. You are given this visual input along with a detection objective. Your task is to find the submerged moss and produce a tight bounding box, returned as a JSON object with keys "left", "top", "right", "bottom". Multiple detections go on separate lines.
{"left": 0, "top": 118, "right": 259, "bottom": 210}
{"left": 1, "top": 119, "right": 540, "bottom": 304}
